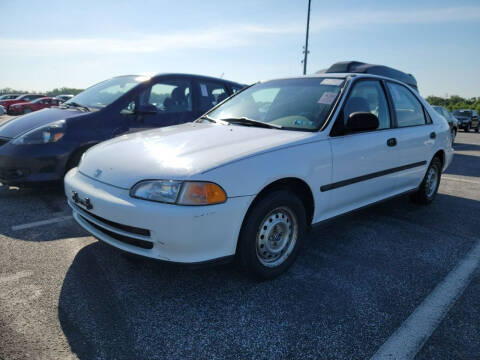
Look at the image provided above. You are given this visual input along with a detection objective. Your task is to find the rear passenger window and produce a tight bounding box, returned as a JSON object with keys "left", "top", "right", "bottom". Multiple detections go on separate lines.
{"left": 387, "top": 82, "right": 426, "bottom": 127}
{"left": 198, "top": 82, "right": 228, "bottom": 113}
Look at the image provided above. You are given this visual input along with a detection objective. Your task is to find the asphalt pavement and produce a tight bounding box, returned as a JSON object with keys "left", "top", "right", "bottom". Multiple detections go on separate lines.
{"left": 0, "top": 130, "right": 479, "bottom": 360}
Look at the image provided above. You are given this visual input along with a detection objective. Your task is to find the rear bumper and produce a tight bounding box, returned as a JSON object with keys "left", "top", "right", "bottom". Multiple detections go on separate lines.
{"left": 65, "top": 168, "right": 253, "bottom": 263}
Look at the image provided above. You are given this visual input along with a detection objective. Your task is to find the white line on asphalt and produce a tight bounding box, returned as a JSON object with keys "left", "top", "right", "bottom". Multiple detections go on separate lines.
{"left": 443, "top": 175, "right": 480, "bottom": 185}
{"left": 12, "top": 215, "right": 73, "bottom": 231}
{"left": 370, "top": 239, "right": 480, "bottom": 360}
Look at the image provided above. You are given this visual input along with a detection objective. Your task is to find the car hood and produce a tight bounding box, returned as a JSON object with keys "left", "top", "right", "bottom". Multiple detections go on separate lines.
{"left": 455, "top": 116, "right": 469, "bottom": 121}
{"left": 79, "top": 122, "right": 316, "bottom": 189}
{"left": 0, "top": 107, "right": 87, "bottom": 138}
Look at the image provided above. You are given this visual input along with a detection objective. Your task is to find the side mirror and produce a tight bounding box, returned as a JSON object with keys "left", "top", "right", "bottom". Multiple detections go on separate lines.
{"left": 136, "top": 104, "right": 157, "bottom": 115}
{"left": 346, "top": 112, "right": 379, "bottom": 132}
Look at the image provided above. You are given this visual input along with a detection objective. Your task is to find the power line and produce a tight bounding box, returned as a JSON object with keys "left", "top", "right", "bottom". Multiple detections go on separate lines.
{"left": 302, "top": 0, "right": 312, "bottom": 75}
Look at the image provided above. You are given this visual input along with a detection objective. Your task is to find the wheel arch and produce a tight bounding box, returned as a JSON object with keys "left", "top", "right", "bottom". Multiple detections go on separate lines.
{"left": 243, "top": 177, "right": 315, "bottom": 227}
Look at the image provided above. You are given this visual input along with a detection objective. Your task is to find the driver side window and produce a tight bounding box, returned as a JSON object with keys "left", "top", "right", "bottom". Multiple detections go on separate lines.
{"left": 334, "top": 80, "right": 391, "bottom": 135}
{"left": 147, "top": 80, "right": 192, "bottom": 113}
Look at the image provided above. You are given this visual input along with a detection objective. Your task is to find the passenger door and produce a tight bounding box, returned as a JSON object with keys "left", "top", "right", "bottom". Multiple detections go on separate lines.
{"left": 326, "top": 79, "right": 404, "bottom": 215}
{"left": 385, "top": 82, "right": 434, "bottom": 192}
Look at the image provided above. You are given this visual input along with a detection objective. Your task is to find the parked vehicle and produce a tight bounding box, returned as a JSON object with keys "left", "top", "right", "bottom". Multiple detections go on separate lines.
{"left": 432, "top": 105, "right": 458, "bottom": 144}
{"left": 453, "top": 109, "right": 479, "bottom": 132}
{"left": 64, "top": 67, "right": 453, "bottom": 279}
{"left": 8, "top": 97, "right": 61, "bottom": 115}
{"left": 0, "top": 73, "right": 244, "bottom": 185}
{"left": 0, "top": 94, "right": 46, "bottom": 113}
{"left": 0, "top": 94, "right": 21, "bottom": 101}
{"left": 55, "top": 94, "right": 74, "bottom": 102}
{"left": 0, "top": 105, "right": 6, "bottom": 115}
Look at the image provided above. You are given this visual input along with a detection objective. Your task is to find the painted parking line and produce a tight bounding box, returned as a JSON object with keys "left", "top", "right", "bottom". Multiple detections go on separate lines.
{"left": 12, "top": 215, "right": 73, "bottom": 231}
{"left": 370, "top": 239, "right": 480, "bottom": 360}
{"left": 442, "top": 175, "right": 480, "bottom": 185}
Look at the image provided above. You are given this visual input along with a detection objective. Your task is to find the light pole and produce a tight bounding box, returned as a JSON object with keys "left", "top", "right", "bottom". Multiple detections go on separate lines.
{"left": 302, "top": 0, "right": 312, "bottom": 75}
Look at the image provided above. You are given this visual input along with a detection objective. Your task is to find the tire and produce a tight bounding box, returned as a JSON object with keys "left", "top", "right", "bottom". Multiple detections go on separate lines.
{"left": 475, "top": 126, "right": 479, "bottom": 133}
{"left": 464, "top": 124, "right": 470, "bottom": 132}
{"left": 237, "top": 189, "right": 307, "bottom": 280}
{"left": 451, "top": 129, "right": 456, "bottom": 145}
{"left": 410, "top": 157, "right": 442, "bottom": 205}
{"left": 23, "top": 108, "right": 32, "bottom": 114}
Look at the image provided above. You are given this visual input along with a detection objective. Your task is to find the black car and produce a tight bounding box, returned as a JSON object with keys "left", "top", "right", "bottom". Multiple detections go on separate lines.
{"left": 432, "top": 105, "right": 458, "bottom": 143}
{"left": 0, "top": 73, "right": 244, "bottom": 186}
{"left": 453, "top": 109, "right": 479, "bottom": 132}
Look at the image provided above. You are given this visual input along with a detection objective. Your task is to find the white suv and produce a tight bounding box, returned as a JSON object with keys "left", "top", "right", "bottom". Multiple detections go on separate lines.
{"left": 65, "top": 72, "right": 453, "bottom": 279}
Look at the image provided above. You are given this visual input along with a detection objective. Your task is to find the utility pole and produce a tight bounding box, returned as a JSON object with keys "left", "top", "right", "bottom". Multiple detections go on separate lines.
{"left": 302, "top": 0, "right": 312, "bottom": 75}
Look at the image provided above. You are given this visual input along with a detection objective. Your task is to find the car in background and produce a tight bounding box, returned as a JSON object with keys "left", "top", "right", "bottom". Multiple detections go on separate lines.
{"left": 8, "top": 97, "right": 62, "bottom": 115}
{"left": 0, "top": 94, "right": 21, "bottom": 101}
{"left": 55, "top": 94, "right": 75, "bottom": 103}
{"left": 453, "top": 109, "right": 479, "bottom": 132}
{"left": 0, "top": 105, "right": 6, "bottom": 115}
{"left": 432, "top": 105, "right": 458, "bottom": 144}
{"left": 64, "top": 65, "right": 453, "bottom": 279}
{"left": 0, "top": 73, "right": 244, "bottom": 185}
{"left": 1, "top": 94, "right": 46, "bottom": 113}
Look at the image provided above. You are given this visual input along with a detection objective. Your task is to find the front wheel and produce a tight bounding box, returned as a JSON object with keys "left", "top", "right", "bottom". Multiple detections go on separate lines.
{"left": 237, "top": 190, "right": 307, "bottom": 280}
{"left": 451, "top": 129, "right": 456, "bottom": 145}
{"left": 475, "top": 125, "right": 479, "bottom": 133}
{"left": 410, "top": 157, "right": 442, "bottom": 205}
{"left": 465, "top": 124, "right": 470, "bottom": 132}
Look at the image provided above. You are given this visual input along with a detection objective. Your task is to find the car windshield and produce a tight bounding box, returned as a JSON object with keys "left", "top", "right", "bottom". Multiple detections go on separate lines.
{"left": 454, "top": 110, "right": 471, "bottom": 116}
{"left": 65, "top": 75, "right": 149, "bottom": 109}
{"left": 206, "top": 77, "right": 345, "bottom": 130}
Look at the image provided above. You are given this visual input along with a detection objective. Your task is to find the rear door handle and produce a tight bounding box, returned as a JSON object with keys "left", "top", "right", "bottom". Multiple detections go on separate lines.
{"left": 387, "top": 138, "right": 397, "bottom": 147}
{"left": 430, "top": 132, "right": 436, "bottom": 139}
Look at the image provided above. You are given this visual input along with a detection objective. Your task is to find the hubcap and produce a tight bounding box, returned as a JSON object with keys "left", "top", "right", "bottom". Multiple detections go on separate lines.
{"left": 425, "top": 166, "right": 438, "bottom": 198}
{"left": 256, "top": 206, "right": 298, "bottom": 268}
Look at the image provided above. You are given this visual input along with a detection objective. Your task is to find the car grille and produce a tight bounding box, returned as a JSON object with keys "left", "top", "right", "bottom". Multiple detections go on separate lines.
{"left": 72, "top": 203, "right": 153, "bottom": 250}
{"left": 83, "top": 217, "right": 154, "bottom": 249}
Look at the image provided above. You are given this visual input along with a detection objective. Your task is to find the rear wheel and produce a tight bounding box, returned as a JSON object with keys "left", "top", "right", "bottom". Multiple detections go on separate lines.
{"left": 410, "top": 157, "right": 442, "bottom": 205}
{"left": 237, "top": 190, "right": 307, "bottom": 280}
{"left": 23, "top": 108, "right": 32, "bottom": 114}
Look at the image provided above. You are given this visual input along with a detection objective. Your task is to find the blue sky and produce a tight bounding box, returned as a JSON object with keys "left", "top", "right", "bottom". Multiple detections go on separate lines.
{"left": 0, "top": 0, "right": 479, "bottom": 97}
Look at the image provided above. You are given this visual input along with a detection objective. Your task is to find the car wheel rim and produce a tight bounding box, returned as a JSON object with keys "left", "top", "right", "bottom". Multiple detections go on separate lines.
{"left": 425, "top": 167, "right": 438, "bottom": 198}
{"left": 256, "top": 206, "right": 298, "bottom": 268}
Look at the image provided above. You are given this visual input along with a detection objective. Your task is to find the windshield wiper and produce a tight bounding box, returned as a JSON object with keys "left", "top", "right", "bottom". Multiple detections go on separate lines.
{"left": 64, "top": 102, "right": 90, "bottom": 112}
{"left": 220, "top": 117, "right": 283, "bottom": 129}
{"left": 198, "top": 115, "right": 229, "bottom": 125}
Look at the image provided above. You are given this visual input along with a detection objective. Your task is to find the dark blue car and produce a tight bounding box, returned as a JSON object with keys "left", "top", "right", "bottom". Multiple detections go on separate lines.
{"left": 0, "top": 73, "right": 244, "bottom": 186}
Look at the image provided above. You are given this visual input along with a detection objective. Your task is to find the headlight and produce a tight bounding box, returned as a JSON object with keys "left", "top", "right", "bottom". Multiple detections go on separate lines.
{"left": 12, "top": 120, "right": 66, "bottom": 145}
{"left": 130, "top": 180, "right": 227, "bottom": 205}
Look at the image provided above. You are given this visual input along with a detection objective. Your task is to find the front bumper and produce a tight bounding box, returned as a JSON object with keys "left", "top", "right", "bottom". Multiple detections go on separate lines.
{"left": 65, "top": 168, "right": 253, "bottom": 263}
{"left": 8, "top": 107, "right": 23, "bottom": 115}
{"left": 0, "top": 140, "right": 70, "bottom": 185}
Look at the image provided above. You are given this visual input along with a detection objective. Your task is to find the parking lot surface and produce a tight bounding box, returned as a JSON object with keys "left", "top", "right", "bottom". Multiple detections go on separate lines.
{"left": 0, "top": 130, "right": 479, "bottom": 360}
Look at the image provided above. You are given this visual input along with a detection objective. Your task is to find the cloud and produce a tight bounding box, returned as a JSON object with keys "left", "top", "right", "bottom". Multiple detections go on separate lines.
{"left": 1, "top": 6, "right": 479, "bottom": 56}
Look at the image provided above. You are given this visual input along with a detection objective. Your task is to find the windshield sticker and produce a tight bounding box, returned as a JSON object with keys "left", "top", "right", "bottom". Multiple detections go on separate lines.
{"left": 200, "top": 84, "right": 209, "bottom": 97}
{"left": 321, "top": 78, "right": 344, "bottom": 86}
{"left": 318, "top": 92, "right": 338, "bottom": 105}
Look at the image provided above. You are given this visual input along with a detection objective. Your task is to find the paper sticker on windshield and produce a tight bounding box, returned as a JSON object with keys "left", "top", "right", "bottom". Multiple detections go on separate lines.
{"left": 321, "top": 78, "right": 344, "bottom": 86}
{"left": 200, "top": 84, "right": 209, "bottom": 97}
{"left": 318, "top": 92, "right": 337, "bottom": 105}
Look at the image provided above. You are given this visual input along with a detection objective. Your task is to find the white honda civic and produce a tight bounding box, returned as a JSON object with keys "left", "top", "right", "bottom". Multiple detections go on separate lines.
{"left": 65, "top": 71, "right": 453, "bottom": 279}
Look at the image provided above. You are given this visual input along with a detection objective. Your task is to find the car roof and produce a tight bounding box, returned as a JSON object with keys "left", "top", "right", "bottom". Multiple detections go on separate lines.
{"left": 111, "top": 73, "right": 245, "bottom": 87}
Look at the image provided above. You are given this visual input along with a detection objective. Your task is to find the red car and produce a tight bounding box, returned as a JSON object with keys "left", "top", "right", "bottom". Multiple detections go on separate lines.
{"left": 0, "top": 94, "right": 45, "bottom": 113}
{"left": 8, "top": 97, "right": 61, "bottom": 115}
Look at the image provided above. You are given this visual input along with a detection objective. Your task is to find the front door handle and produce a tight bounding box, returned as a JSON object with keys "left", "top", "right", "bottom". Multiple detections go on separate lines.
{"left": 387, "top": 138, "right": 397, "bottom": 147}
{"left": 430, "top": 132, "right": 436, "bottom": 139}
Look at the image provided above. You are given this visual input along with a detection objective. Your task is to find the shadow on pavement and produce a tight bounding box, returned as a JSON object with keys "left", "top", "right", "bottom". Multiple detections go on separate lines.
{"left": 58, "top": 192, "right": 480, "bottom": 360}
{"left": 444, "top": 153, "right": 480, "bottom": 178}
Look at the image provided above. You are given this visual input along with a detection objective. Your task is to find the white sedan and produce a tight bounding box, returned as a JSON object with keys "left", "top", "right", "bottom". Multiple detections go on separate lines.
{"left": 65, "top": 73, "right": 453, "bottom": 279}
{"left": 0, "top": 105, "right": 6, "bottom": 115}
